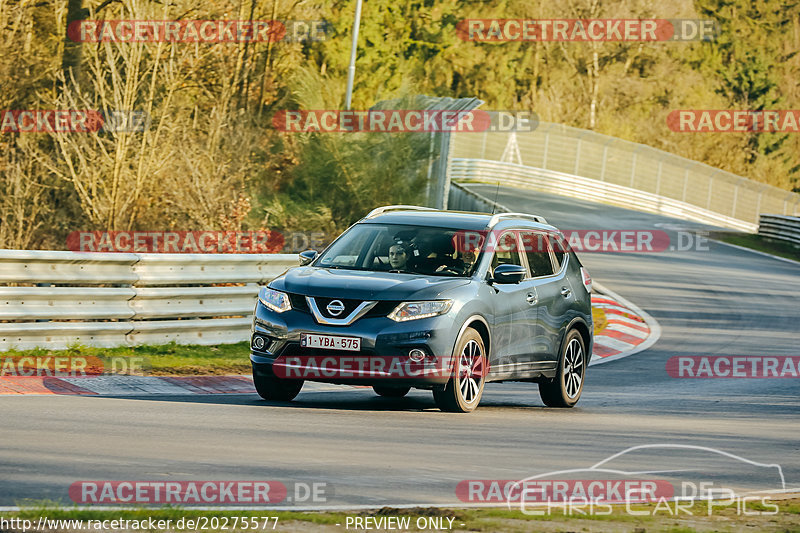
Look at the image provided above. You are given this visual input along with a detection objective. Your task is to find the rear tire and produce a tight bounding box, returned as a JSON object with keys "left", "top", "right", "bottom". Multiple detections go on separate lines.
{"left": 373, "top": 385, "right": 411, "bottom": 398}
{"left": 539, "top": 329, "right": 586, "bottom": 407}
{"left": 433, "top": 328, "right": 486, "bottom": 413}
{"left": 253, "top": 372, "right": 303, "bottom": 401}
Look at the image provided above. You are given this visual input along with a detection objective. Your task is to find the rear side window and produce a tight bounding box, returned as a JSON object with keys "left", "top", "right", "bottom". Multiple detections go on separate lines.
{"left": 520, "top": 231, "right": 554, "bottom": 278}
{"left": 548, "top": 234, "right": 567, "bottom": 270}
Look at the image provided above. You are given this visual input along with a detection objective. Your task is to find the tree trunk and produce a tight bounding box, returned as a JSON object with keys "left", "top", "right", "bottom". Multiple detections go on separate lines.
{"left": 61, "top": 0, "right": 84, "bottom": 87}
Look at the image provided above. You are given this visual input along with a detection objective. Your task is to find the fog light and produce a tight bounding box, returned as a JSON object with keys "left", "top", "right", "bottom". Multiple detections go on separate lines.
{"left": 252, "top": 335, "right": 266, "bottom": 350}
{"left": 408, "top": 349, "right": 426, "bottom": 362}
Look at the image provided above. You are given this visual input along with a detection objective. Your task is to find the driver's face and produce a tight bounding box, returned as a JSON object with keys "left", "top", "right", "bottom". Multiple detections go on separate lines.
{"left": 389, "top": 245, "right": 408, "bottom": 269}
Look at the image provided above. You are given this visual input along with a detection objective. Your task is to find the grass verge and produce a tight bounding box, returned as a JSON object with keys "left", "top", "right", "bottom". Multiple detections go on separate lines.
{"left": 0, "top": 342, "right": 251, "bottom": 376}
{"left": 712, "top": 231, "right": 800, "bottom": 262}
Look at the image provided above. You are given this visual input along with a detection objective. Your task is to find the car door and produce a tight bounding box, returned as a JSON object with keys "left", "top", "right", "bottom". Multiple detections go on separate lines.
{"left": 519, "top": 231, "right": 572, "bottom": 365}
{"left": 487, "top": 230, "right": 537, "bottom": 372}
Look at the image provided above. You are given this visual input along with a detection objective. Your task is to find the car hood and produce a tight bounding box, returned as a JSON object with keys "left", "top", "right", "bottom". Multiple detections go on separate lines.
{"left": 270, "top": 266, "right": 470, "bottom": 300}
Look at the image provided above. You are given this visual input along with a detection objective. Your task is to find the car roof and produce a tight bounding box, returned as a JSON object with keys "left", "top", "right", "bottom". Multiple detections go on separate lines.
{"left": 359, "top": 209, "right": 557, "bottom": 232}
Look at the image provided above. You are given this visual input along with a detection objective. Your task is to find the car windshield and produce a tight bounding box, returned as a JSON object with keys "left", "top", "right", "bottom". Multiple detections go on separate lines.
{"left": 314, "top": 223, "right": 483, "bottom": 277}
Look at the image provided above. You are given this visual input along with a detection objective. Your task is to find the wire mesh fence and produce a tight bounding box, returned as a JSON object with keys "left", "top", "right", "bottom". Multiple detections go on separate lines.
{"left": 450, "top": 121, "right": 800, "bottom": 229}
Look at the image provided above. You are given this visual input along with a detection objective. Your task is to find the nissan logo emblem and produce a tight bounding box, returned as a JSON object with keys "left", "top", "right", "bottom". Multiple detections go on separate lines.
{"left": 326, "top": 300, "right": 345, "bottom": 316}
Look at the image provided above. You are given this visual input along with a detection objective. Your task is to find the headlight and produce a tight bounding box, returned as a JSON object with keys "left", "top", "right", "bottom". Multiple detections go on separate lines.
{"left": 258, "top": 287, "right": 291, "bottom": 313}
{"left": 388, "top": 300, "right": 453, "bottom": 322}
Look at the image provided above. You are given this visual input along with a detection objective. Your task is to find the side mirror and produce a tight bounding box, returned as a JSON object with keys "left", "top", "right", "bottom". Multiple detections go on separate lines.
{"left": 492, "top": 263, "right": 526, "bottom": 284}
{"left": 298, "top": 250, "right": 318, "bottom": 266}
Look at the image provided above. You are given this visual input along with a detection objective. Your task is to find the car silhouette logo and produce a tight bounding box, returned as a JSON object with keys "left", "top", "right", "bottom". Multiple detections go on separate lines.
{"left": 326, "top": 300, "right": 346, "bottom": 316}
{"left": 500, "top": 444, "right": 787, "bottom": 510}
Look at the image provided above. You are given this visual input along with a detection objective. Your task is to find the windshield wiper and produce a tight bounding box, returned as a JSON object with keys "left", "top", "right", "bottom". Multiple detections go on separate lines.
{"left": 321, "top": 265, "right": 364, "bottom": 271}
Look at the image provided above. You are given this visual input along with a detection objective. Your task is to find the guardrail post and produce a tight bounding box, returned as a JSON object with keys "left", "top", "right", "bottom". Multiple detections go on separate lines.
{"left": 542, "top": 131, "right": 550, "bottom": 169}
{"left": 600, "top": 141, "right": 609, "bottom": 181}
{"left": 707, "top": 171, "right": 717, "bottom": 210}
{"left": 682, "top": 166, "right": 690, "bottom": 203}
{"left": 425, "top": 130, "right": 438, "bottom": 205}
{"left": 655, "top": 158, "right": 663, "bottom": 196}
{"left": 630, "top": 147, "right": 639, "bottom": 188}
{"left": 574, "top": 136, "right": 582, "bottom": 175}
{"left": 756, "top": 189, "right": 763, "bottom": 219}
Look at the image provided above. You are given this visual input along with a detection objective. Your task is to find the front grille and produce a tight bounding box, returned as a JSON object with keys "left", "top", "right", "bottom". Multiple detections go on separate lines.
{"left": 289, "top": 294, "right": 399, "bottom": 321}
{"left": 312, "top": 297, "right": 364, "bottom": 319}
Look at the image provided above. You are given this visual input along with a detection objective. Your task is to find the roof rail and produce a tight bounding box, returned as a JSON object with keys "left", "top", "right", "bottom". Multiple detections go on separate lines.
{"left": 364, "top": 205, "right": 437, "bottom": 219}
{"left": 488, "top": 212, "right": 549, "bottom": 227}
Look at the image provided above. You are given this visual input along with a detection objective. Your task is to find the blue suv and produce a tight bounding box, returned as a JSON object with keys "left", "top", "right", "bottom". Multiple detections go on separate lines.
{"left": 250, "top": 206, "right": 593, "bottom": 412}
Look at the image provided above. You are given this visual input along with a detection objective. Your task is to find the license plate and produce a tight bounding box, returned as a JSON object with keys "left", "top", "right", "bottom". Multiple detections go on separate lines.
{"left": 301, "top": 333, "right": 361, "bottom": 352}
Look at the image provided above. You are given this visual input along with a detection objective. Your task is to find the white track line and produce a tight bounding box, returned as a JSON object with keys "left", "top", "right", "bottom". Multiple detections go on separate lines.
{"left": 710, "top": 238, "right": 800, "bottom": 266}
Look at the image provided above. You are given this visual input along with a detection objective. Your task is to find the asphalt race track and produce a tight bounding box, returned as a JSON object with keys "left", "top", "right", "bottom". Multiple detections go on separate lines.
{"left": 1, "top": 185, "right": 798, "bottom": 508}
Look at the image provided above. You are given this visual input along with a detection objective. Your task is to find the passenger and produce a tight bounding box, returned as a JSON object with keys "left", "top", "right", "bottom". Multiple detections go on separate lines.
{"left": 461, "top": 245, "right": 479, "bottom": 273}
{"left": 435, "top": 233, "right": 480, "bottom": 275}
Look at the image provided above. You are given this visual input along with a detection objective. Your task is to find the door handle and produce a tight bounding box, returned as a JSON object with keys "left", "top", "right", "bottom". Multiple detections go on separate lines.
{"left": 526, "top": 292, "right": 538, "bottom": 305}
{"left": 560, "top": 286, "right": 571, "bottom": 297}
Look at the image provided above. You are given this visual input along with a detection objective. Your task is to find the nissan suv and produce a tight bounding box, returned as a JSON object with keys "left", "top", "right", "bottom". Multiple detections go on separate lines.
{"left": 250, "top": 206, "right": 593, "bottom": 412}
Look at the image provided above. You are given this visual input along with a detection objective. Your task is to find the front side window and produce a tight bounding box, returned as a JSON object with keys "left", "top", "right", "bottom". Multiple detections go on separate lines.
{"left": 490, "top": 231, "right": 523, "bottom": 273}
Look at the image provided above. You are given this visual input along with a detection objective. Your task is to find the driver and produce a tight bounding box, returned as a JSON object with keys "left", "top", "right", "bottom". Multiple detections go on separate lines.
{"left": 389, "top": 242, "right": 410, "bottom": 271}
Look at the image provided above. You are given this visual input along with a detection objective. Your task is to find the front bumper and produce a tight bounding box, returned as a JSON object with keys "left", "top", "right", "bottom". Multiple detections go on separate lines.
{"left": 250, "top": 300, "right": 458, "bottom": 387}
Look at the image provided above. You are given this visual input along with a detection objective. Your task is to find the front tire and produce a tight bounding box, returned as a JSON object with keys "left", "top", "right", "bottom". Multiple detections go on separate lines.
{"left": 539, "top": 329, "right": 586, "bottom": 407}
{"left": 373, "top": 385, "right": 411, "bottom": 398}
{"left": 253, "top": 371, "right": 303, "bottom": 401}
{"left": 433, "top": 328, "right": 486, "bottom": 413}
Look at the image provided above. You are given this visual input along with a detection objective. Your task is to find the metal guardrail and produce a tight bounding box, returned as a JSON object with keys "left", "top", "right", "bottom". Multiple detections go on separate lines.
{"left": 0, "top": 251, "right": 297, "bottom": 350}
{"left": 450, "top": 122, "right": 800, "bottom": 231}
{"left": 449, "top": 159, "right": 759, "bottom": 232}
{"left": 447, "top": 182, "right": 511, "bottom": 214}
{"left": 758, "top": 215, "right": 800, "bottom": 247}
